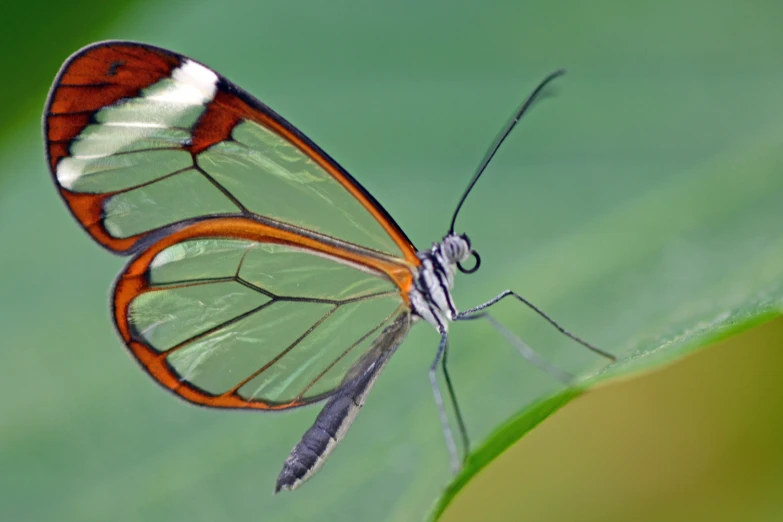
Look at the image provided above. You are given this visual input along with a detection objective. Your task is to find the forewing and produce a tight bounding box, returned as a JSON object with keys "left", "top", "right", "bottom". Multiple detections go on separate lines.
{"left": 44, "top": 41, "right": 417, "bottom": 262}
{"left": 114, "top": 217, "right": 413, "bottom": 409}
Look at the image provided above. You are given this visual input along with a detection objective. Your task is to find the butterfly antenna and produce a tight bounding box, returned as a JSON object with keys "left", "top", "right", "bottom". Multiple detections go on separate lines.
{"left": 448, "top": 69, "right": 566, "bottom": 234}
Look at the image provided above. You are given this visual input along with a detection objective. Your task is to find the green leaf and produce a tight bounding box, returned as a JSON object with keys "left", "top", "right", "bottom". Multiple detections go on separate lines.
{"left": 430, "top": 309, "right": 780, "bottom": 520}
{"left": 3, "top": 2, "right": 783, "bottom": 522}
{"left": 431, "top": 388, "right": 585, "bottom": 520}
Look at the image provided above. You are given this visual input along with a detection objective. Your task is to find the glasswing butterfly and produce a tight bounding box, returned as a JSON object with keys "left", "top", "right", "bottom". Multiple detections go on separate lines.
{"left": 43, "top": 41, "right": 615, "bottom": 492}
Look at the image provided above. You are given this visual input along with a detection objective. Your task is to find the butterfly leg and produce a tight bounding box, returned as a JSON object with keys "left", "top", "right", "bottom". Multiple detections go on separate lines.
{"left": 455, "top": 290, "right": 616, "bottom": 361}
{"left": 441, "top": 333, "right": 470, "bottom": 461}
{"left": 430, "top": 329, "right": 464, "bottom": 474}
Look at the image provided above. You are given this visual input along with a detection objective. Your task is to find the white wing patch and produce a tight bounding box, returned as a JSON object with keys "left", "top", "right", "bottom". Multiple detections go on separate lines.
{"left": 150, "top": 60, "right": 218, "bottom": 104}
{"left": 56, "top": 59, "right": 218, "bottom": 192}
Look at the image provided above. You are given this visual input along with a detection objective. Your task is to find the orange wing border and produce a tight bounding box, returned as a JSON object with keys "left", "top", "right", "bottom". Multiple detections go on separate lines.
{"left": 113, "top": 216, "right": 415, "bottom": 411}
{"left": 43, "top": 40, "right": 419, "bottom": 264}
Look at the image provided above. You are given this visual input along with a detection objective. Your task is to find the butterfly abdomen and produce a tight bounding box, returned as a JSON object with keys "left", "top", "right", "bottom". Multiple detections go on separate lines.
{"left": 275, "top": 312, "right": 411, "bottom": 492}
{"left": 275, "top": 351, "right": 389, "bottom": 492}
{"left": 274, "top": 395, "right": 348, "bottom": 492}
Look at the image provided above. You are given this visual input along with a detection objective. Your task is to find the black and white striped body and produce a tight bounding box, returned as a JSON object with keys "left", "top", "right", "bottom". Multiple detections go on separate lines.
{"left": 275, "top": 234, "right": 470, "bottom": 492}
{"left": 409, "top": 234, "right": 472, "bottom": 330}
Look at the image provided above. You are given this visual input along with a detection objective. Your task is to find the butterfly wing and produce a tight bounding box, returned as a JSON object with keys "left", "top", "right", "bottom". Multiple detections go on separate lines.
{"left": 43, "top": 40, "right": 421, "bottom": 409}
{"left": 115, "top": 216, "right": 413, "bottom": 409}
{"left": 44, "top": 40, "right": 418, "bottom": 264}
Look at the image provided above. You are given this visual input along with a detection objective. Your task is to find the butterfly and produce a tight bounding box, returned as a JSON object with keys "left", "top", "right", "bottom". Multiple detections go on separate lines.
{"left": 43, "top": 41, "right": 614, "bottom": 492}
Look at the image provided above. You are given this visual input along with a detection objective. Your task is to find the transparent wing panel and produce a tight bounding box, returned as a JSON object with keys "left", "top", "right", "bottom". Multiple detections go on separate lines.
{"left": 301, "top": 306, "right": 401, "bottom": 400}
{"left": 237, "top": 295, "right": 403, "bottom": 403}
{"left": 238, "top": 243, "right": 394, "bottom": 299}
{"left": 123, "top": 235, "right": 407, "bottom": 405}
{"left": 147, "top": 239, "right": 398, "bottom": 300}
{"left": 60, "top": 148, "right": 192, "bottom": 192}
{"left": 129, "top": 282, "right": 271, "bottom": 352}
{"left": 148, "top": 239, "right": 256, "bottom": 283}
{"left": 103, "top": 169, "right": 238, "bottom": 237}
{"left": 166, "top": 300, "right": 334, "bottom": 395}
{"left": 197, "top": 120, "right": 399, "bottom": 254}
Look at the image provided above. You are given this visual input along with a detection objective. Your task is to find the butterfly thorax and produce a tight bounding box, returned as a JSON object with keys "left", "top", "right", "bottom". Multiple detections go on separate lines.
{"left": 409, "top": 234, "right": 472, "bottom": 330}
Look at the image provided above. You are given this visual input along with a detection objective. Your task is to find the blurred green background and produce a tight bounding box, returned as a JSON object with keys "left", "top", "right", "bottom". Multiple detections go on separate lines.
{"left": 2, "top": 1, "right": 783, "bottom": 521}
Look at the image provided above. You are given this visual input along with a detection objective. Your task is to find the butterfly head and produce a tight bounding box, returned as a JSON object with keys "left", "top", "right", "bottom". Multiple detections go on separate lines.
{"left": 443, "top": 233, "right": 481, "bottom": 274}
